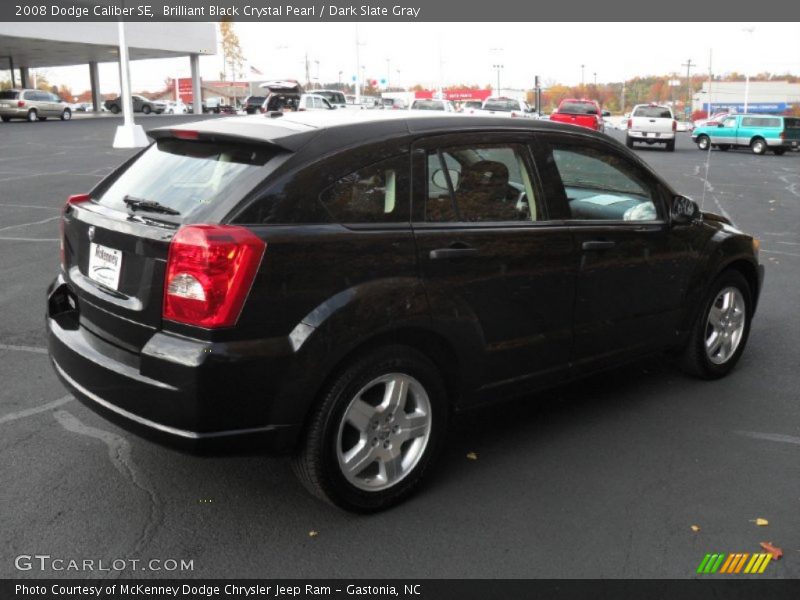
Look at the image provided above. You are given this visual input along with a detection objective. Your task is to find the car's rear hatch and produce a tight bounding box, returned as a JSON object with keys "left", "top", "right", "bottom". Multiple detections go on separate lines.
{"left": 60, "top": 126, "right": 294, "bottom": 352}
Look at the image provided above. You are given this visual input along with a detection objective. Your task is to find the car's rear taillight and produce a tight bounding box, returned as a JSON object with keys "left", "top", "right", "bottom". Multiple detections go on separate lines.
{"left": 672, "top": 120, "right": 677, "bottom": 132}
{"left": 163, "top": 225, "right": 266, "bottom": 329}
{"left": 780, "top": 130, "right": 786, "bottom": 141}
{"left": 627, "top": 118, "right": 633, "bottom": 129}
{"left": 17, "top": 100, "right": 25, "bottom": 108}
{"left": 60, "top": 194, "right": 91, "bottom": 269}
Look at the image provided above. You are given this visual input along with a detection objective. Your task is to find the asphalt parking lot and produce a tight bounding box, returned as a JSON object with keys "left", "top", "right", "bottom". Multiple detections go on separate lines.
{"left": 1, "top": 115, "right": 799, "bottom": 579}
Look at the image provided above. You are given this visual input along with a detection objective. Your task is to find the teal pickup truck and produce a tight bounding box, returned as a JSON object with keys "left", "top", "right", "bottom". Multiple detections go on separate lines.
{"left": 691, "top": 114, "right": 800, "bottom": 155}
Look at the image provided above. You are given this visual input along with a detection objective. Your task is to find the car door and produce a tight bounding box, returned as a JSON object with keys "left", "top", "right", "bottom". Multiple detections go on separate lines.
{"left": 411, "top": 133, "right": 577, "bottom": 404}
{"left": 47, "top": 92, "right": 62, "bottom": 117}
{"left": 534, "top": 133, "right": 694, "bottom": 373}
{"left": 712, "top": 115, "right": 739, "bottom": 146}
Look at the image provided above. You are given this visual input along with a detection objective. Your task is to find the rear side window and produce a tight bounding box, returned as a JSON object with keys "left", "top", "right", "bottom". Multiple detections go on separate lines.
{"left": 95, "top": 139, "right": 278, "bottom": 220}
{"left": 741, "top": 117, "right": 781, "bottom": 128}
{"left": 424, "top": 144, "right": 540, "bottom": 223}
{"left": 785, "top": 118, "right": 800, "bottom": 130}
{"left": 320, "top": 155, "right": 409, "bottom": 223}
{"left": 633, "top": 106, "right": 672, "bottom": 119}
{"left": 0, "top": 91, "right": 19, "bottom": 100}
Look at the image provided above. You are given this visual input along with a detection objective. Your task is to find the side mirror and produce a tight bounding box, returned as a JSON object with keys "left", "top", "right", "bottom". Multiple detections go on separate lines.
{"left": 431, "top": 169, "right": 460, "bottom": 190}
{"left": 586, "top": 109, "right": 598, "bottom": 115}
{"left": 602, "top": 110, "right": 611, "bottom": 117}
{"left": 671, "top": 196, "right": 700, "bottom": 224}
{"left": 717, "top": 123, "right": 724, "bottom": 127}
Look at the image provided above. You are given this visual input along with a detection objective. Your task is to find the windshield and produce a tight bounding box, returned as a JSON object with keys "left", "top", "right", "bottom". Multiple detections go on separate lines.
{"left": 558, "top": 102, "right": 597, "bottom": 114}
{"left": 633, "top": 106, "right": 672, "bottom": 118}
{"left": 412, "top": 100, "right": 445, "bottom": 110}
{"left": 95, "top": 139, "right": 279, "bottom": 221}
{"left": 483, "top": 99, "right": 518, "bottom": 111}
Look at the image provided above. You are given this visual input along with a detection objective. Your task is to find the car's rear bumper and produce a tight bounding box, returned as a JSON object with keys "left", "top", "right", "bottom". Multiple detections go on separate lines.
{"left": 46, "top": 275, "right": 300, "bottom": 454}
{"left": 628, "top": 131, "right": 675, "bottom": 141}
{"left": 0, "top": 107, "right": 28, "bottom": 118}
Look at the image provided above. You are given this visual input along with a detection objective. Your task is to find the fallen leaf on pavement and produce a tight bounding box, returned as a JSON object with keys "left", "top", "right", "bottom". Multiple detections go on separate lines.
{"left": 760, "top": 542, "right": 783, "bottom": 560}
{"left": 690, "top": 525, "right": 700, "bottom": 532}
{"left": 751, "top": 518, "right": 769, "bottom": 526}
{"left": 308, "top": 530, "right": 319, "bottom": 538}
{"left": 466, "top": 452, "right": 478, "bottom": 460}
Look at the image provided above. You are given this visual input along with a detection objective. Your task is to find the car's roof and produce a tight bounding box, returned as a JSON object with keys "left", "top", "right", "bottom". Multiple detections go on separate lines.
{"left": 152, "top": 111, "right": 607, "bottom": 153}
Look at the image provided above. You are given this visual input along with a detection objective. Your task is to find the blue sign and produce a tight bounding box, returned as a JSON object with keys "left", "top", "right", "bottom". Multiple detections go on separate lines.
{"left": 351, "top": 75, "right": 357, "bottom": 82}
{"left": 380, "top": 78, "right": 386, "bottom": 85}
{"left": 704, "top": 102, "right": 791, "bottom": 114}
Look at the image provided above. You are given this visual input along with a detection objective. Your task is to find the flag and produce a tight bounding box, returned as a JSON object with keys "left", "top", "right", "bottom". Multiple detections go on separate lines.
{"left": 250, "top": 65, "right": 264, "bottom": 76}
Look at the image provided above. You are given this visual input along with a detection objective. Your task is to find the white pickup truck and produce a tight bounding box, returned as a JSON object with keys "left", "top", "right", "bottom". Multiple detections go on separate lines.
{"left": 472, "top": 97, "right": 535, "bottom": 118}
{"left": 625, "top": 104, "right": 677, "bottom": 151}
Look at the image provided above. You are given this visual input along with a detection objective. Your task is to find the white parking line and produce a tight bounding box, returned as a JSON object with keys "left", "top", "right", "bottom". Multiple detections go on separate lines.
{"left": 0, "top": 236, "right": 59, "bottom": 242}
{"left": 0, "top": 343, "right": 48, "bottom": 354}
{"left": 0, "top": 395, "right": 73, "bottom": 425}
{"left": 735, "top": 430, "right": 800, "bottom": 446}
{"left": 0, "top": 216, "right": 60, "bottom": 232}
{"left": 0, "top": 204, "right": 60, "bottom": 211}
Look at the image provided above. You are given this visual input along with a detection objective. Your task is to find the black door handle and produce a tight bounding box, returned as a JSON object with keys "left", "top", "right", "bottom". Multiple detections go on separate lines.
{"left": 581, "top": 240, "right": 616, "bottom": 251}
{"left": 429, "top": 247, "right": 479, "bottom": 260}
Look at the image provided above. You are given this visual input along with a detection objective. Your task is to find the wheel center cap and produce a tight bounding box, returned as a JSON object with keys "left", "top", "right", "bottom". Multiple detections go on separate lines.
{"left": 378, "top": 427, "right": 391, "bottom": 440}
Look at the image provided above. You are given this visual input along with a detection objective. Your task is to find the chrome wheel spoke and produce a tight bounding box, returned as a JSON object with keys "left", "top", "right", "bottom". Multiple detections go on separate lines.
{"left": 342, "top": 441, "right": 375, "bottom": 477}
{"left": 708, "top": 306, "right": 724, "bottom": 329}
{"left": 705, "top": 286, "right": 747, "bottom": 365}
{"left": 706, "top": 331, "right": 723, "bottom": 356}
{"left": 346, "top": 398, "right": 375, "bottom": 432}
{"left": 396, "top": 413, "right": 428, "bottom": 443}
{"left": 382, "top": 376, "right": 409, "bottom": 413}
{"left": 380, "top": 453, "right": 403, "bottom": 483}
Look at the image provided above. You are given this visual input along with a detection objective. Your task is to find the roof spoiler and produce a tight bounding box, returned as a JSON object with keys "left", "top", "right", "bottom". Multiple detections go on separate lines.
{"left": 148, "top": 128, "right": 295, "bottom": 152}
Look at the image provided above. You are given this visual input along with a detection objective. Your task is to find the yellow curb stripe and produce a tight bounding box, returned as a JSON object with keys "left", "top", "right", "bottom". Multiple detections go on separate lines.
{"left": 758, "top": 554, "right": 773, "bottom": 573}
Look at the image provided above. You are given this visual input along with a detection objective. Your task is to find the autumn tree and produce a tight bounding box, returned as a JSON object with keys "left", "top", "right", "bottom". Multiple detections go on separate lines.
{"left": 219, "top": 21, "right": 245, "bottom": 83}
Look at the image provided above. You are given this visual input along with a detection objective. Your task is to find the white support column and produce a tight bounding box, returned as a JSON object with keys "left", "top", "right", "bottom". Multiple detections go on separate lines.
{"left": 89, "top": 61, "right": 101, "bottom": 112}
{"left": 190, "top": 53, "right": 202, "bottom": 115}
{"left": 112, "top": 20, "right": 147, "bottom": 148}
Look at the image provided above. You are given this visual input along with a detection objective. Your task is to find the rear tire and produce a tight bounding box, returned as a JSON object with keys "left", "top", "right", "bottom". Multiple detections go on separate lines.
{"left": 696, "top": 135, "right": 710, "bottom": 151}
{"left": 666, "top": 140, "right": 675, "bottom": 152}
{"left": 292, "top": 345, "right": 448, "bottom": 512}
{"left": 110, "top": 105, "right": 120, "bottom": 114}
{"left": 0, "top": 116, "right": 10, "bottom": 122}
{"left": 678, "top": 270, "right": 752, "bottom": 380}
{"left": 750, "top": 138, "right": 767, "bottom": 155}
{"left": 625, "top": 135, "right": 634, "bottom": 148}
{"left": 142, "top": 105, "right": 152, "bottom": 115}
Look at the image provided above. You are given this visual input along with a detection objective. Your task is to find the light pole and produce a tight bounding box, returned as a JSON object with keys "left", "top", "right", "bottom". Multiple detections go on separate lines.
{"left": 741, "top": 26, "right": 755, "bottom": 114}
{"left": 386, "top": 58, "right": 391, "bottom": 88}
{"left": 581, "top": 64, "right": 585, "bottom": 88}
{"left": 338, "top": 70, "right": 343, "bottom": 89}
{"left": 593, "top": 72, "right": 597, "bottom": 86}
{"left": 492, "top": 64, "right": 504, "bottom": 94}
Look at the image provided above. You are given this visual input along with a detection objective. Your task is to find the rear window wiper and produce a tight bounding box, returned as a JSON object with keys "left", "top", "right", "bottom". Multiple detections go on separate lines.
{"left": 123, "top": 195, "right": 181, "bottom": 216}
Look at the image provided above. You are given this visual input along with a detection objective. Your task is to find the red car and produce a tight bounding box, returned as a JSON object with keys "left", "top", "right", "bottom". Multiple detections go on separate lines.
{"left": 550, "top": 98, "right": 605, "bottom": 132}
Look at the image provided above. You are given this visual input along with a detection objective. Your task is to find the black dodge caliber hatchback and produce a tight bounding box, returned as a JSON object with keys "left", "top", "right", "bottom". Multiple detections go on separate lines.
{"left": 48, "top": 112, "right": 764, "bottom": 511}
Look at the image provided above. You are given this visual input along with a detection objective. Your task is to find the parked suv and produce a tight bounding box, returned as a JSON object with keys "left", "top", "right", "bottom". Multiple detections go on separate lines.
{"left": 626, "top": 103, "right": 677, "bottom": 151}
{"left": 104, "top": 95, "right": 166, "bottom": 115}
{"left": 48, "top": 112, "right": 764, "bottom": 511}
{"left": 243, "top": 95, "right": 267, "bottom": 114}
{"left": 692, "top": 114, "right": 800, "bottom": 155}
{"left": 0, "top": 89, "right": 72, "bottom": 122}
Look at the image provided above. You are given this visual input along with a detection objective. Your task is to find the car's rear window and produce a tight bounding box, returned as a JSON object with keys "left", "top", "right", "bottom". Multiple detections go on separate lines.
{"left": 0, "top": 91, "right": 19, "bottom": 100}
{"left": 483, "top": 99, "right": 518, "bottom": 111}
{"left": 785, "top": 118, "right": 800, "bottom": 129}
{"left": 246, "top": 96, "right": 266, "bottom": 105}
{"left": 412, "top": 100, "right": 445, "bottom": 110}
{"left": 558, "top": 102, "right": 597, "bottom": 114}
{"left": 633, "top": 106, "right": 672, "bottom": 119}
{"left": 95, "top": 139, "right": 279, "bottom": 221}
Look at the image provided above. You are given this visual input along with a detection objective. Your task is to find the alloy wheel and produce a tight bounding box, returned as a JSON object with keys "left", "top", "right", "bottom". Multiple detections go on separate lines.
{"left": 705, "top": 286, "right": 746, "bottom": 365}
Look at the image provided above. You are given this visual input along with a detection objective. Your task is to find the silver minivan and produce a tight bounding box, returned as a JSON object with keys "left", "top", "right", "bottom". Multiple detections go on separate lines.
{"left": 0, "top": 89, "right": 72, "bottom": 122}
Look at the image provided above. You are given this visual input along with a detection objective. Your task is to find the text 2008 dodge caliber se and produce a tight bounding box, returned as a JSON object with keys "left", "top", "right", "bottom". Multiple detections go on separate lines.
{"left": 47, "top": 111, "right": 765, "bottom": 512}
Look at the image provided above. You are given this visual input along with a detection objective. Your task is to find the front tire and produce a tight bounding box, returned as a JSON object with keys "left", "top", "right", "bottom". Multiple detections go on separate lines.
{"left": 696, "top": 135, "right": 710, "bottom": 151}
{"left": 679, "top": 270, "right": 752, "bottom": 379}
{"left": 110, "top": 104, "right": 120, "bottom": 114}
{"left": 61, "top": 109, "right": 71, "bottom": 121}
{"left": 26, "top": 109, "right": 38, "bottom": 122}
{"left": 142, "top": 105, "right": 152, "bottom": 115}
{"left": 292, "top": 345, "right": 448, "bottom": 512}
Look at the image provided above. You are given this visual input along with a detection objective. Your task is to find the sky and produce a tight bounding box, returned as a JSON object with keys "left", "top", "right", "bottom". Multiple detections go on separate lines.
{"left": 28, "top": 22, "right": 800, "bottom": 95}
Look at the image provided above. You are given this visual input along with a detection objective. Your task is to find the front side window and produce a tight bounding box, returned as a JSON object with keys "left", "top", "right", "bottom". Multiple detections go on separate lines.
{"left": 319, "top": 155, "right": 409, "bottom": 223}
{"left": 424, "top": 144, "right": 540, "bottom": 223}
{"left": 549, "top": 145, "right": 659, "bottom": 222}
{"left": 722, "top": 117, "right": 738, "bottom": 128}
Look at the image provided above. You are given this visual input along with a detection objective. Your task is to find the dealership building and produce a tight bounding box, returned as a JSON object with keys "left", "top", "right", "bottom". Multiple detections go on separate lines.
{"left": 0, "top": 22, "right": 216, "bottom": 115}
{"left": 692, "top": 80, "right": 800, "bottom": 114}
